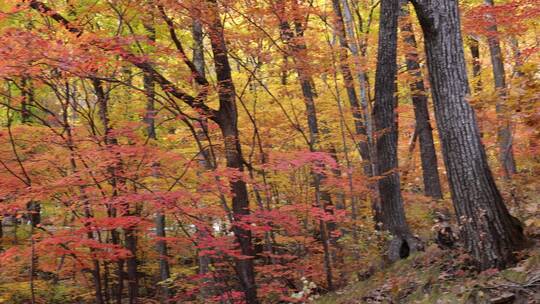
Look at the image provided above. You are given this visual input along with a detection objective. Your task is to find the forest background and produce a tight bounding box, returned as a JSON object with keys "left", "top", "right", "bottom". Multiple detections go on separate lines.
{"left": 0, "top": 0, "right": 538, "bottom": 303}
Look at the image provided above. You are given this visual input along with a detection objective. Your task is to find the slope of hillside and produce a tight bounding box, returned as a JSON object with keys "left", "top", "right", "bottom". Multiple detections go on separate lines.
{"left": 316, "top": 244, "right": 540, "bottom": 304}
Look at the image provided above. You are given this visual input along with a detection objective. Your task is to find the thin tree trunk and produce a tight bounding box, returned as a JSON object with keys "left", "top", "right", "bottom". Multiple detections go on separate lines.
{"left": 64, "top": 83, "right": 105, "bottom": 304}
{"left": 143, "top": 22, "right": 171, "bottom": 303}
{"left": 399, "top": 2, "right": 443, "bottom": 199}
{"left": 20, "top": 77, "right": 33, "bottom": 124}
{"left": 123, "top": 68, "right": 139, "bottom": 304}
{"left": 278, "top": 5, "right": 335, "bottom": 290}
{"left": 338, "top": 0, "right": 381, "bottom": 225}
{"left": 374, "top": 0, "right": 418, "bottom": 262}
{"left": 93, "top": 78, "right": 127, "bottom": 304}
{"left": 191, "top": 17, "right": 215, "bottom": 300}
{"left": 30, "top": 225, "right": 36, "bottom": 304}
{"left": 412, "top": 0, "right": 526, "bottom": 270}
{"left": 468, "top": 35, "right": 483, "bottom": 92}
{"left": 484, "top": 0, "right": 517, "bottom": 178}
{"left": 509, "top": 36, "right": 524, "bottom": 77}
{"left": 20, "top": 79, "right": 42, "bottom": 227}
{"left": 331, "top": 0, "right": 371, "bottom": 175}
{"left": 125, "top": 231, "right": 138, "bottom": 304}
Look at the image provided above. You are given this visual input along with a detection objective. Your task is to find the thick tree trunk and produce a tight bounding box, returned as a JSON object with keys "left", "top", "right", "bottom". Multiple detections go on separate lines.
{"left": 399, "top": 3, "right": 443, "bottom": 199}
{"left": 484, "top": 0, "right": 517, "bottom": 178}
{"left": 412, "top": 0, "right": 526, "bottom": 269}
{"left": 373, "top": 0, "right": 418, "bottom": 261}
{"left": 206, "top": 3, "right": 258, "bottom": 302}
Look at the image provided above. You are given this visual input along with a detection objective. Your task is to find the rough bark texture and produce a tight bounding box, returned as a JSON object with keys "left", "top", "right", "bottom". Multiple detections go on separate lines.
{"left": 399, "top": 3, "right": 443, "bottom": 199}
{"left": 412, "top": 0, "right": 526, "bottom": 270}
{"left": 373, "top": 0, "right": 417, "bottom": 261}
{"left": 484, "top": 0, "right": 517, "bottom": 178}
{"left": 207, "top": 3, "right": 258, "bottom": 302}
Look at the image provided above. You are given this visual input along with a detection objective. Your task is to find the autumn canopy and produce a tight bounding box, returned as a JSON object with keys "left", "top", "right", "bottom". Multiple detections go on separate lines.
{"left": 0, "top": 0, "right": 538, "bottom": 303}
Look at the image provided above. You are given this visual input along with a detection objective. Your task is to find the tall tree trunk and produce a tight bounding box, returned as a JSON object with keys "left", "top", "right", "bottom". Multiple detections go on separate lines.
{"left": 398, "top": 2, "right": 443, "bottom": 199}
{"left": 143, "top": 22, "right": 171, "bottom": 303}
{"left": 191, "top": 17, "right": 215, "bottom": 301}
{"left": 411, "top": 0, "right": 526, "bottom": 270}
{"left": 120, "top": 66, "right": 139, "bottom": 303}
{"left": 63, "top": 83, "right": 105, "bottom": 304}
{"left": 277, "top": 4, "right": 335, "bottom": 290}
{"left": 206, "top": 2, "right": 258, "bottom": 302}
{"left": 373, "top": 0, "right": 418, "bottom": 262}
{"left": 20, "top": 79, "right": 42, "bottom": 228}
{"left": 484, "top": 0, "right": 517, "bottom": 178}
{"left": 93, "top": 78, "right": 129, "bottom": 303}
{"left": 338, "top": 0, "right": 382, "bottom": 225}
{"left": 331, "top": 0, "right": 371, "bottom": 175}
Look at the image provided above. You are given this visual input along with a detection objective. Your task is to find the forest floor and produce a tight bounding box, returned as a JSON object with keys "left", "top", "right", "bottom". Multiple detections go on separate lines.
{"left": 315, "top": 243, "right": 540, "bottom": 304}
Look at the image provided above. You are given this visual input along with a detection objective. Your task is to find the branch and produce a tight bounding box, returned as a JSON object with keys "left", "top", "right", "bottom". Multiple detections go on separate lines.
{"left": 26, "top": 0, "right": 82, "bottom": 36}
{"left": 157, "top": 5, "right": 209, "bottom": 87}
{"left": 26, "top": 0, "right": 217, "bottom": 120}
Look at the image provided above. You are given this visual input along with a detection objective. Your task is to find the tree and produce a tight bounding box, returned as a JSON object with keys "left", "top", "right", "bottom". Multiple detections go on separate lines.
{"left": 411, "top": 0, "right": 526, "bottom": 269}
{"left": 399, "top": 2, "right": 443, "bottom": 199}
{"left": 277, "top": 0, "right": 335, "bottom": 290}
{"left": 0, "top": 0, "right": 537, "bottom": 302}
{"left": 373, "top": 0, "right": 418, "bottom": 261}
{"left": 142, "top": 21, "right": 171, "bottom": 303}
{"left": 484, "top": 0, "right": 517, "bottom": 178}
{"left": 205, "top": 2, "right": 258, "bottom": 302}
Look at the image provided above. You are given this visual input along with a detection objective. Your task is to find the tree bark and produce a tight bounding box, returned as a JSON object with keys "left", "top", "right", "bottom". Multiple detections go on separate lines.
{"left": 63, "top": 83, "right": 105, "bottom": 304}
{"left": 373, "top": 0, "right": 417, "bottom": 261}
{"left": 338, "top": 0, "right": 382, "bottom": 225}
{"left": 93, "top": 78, "right": 133, "bottom": 304}
{"left": 332, "top": 0, "right": 372, "bottom": 174}
{"left": 399, "top": 3, "right": 443, "bottom": 199}
{"left": 277, "top": 4, "right": 335, "bottom": 289}
{"left": 206, "top": 2, "right": 258, "bottom": 302}
{"left": 125, "top": 230, "right": 138, "bottom": 304}
{"left": 484, "top": 0, "right": 517, "bottom": 178}
{"left": 411, "top": 0, "right": 526, "bottom": 270}
{"left": 191, "top": 17, "right": 216, "bottom": 301}
{"left": 20, "top": 78, "right": 33, "bottom": 124}
{"left": 468, "top": 35, "right": 483, "bottom": 93}
{"left": 143, "top": 22, "right": 171, "bottom": 303}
